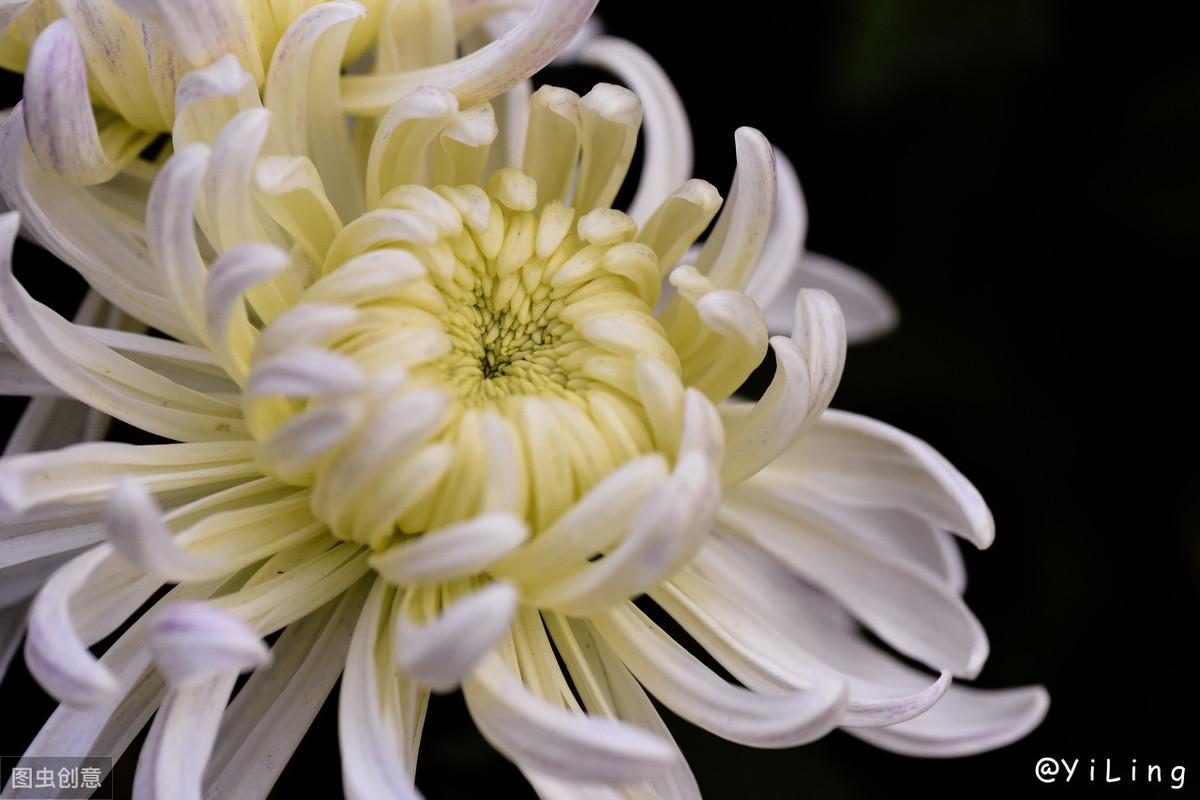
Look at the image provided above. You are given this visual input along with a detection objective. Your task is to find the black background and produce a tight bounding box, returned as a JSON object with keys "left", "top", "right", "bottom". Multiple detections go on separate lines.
{"left": 3, "top": 0, "right": 1199, "bottom": 797}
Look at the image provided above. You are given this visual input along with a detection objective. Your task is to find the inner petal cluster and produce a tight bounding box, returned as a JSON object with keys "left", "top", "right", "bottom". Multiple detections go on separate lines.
{"left": 247, "top": 169, "right": 677, "bottom": 547}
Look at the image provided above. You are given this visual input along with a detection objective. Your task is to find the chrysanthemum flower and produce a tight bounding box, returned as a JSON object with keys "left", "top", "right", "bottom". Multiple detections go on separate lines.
{"left": 0, "top": 1, "right": 1045, "bottom": 797}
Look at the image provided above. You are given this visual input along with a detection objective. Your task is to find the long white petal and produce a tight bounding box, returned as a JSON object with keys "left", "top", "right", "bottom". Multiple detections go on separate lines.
{"left": 719, "top": 485, "right": 989, "bottom": 678}
{"left": 343, "top": 0, "right": 600, "bottom": 114}
{"left": 365, "top": 86, "right": 459, "bottom": 209}
{"left": 849, "top": 684, "right": 1049, "bottom": 756}
{"left": 12, "top": 578, "right": 228, "bottom": 791}
{"left": 0, "top": 113, "right": 191, "bottom": 342}
{"left": 205, "top": 580, "right": 369, "bottom": 799}
{"left": 205, "top": 242, "right": 290, "bottom": 383}
{"left": 578, "top": 37, "right": 691, "bottom": 225}
{"left": 0, "top": 440, "right": 258, "bottom": 517}
{"left": 590, "top": 603, "right": 848, "bottom": 747}
{"left": 545, "top": 612, "right": 700, "bottom": 799}
{"left": 522, "top": 449, "right": 717, "bottom": 615}
{"left": 22, "top": 20, "right": 152, "bottom": 185}
{"left": 760, "top": 408, "right": 995, "bottom": 548}
{"left": 265, "top": 1, "right": 366, "bottom": 221}
{"left": 147, "top": 144, "right": 214, "bottom": 343}
{"left": 763, "top": 251, "right": 898, "bottom": 343}
{"left": 462, "top": 646, "right": 679, "bottom": 784}
{"left": 24, "top": 545, "right": 134, "bottom": 706}
{"left": 694, "top": 127, "right": 775, "bottom": 292}
{"left": 656, "top": 568, "right": 951, "bottom": 728}
{"left": 683, "top": 534, "right": 970, "bottom": 723}
{"left": 744, "top": 147, "right": 807, "bottom": 311}
{"left": 721, "top": 288, "right": 846, "bottom": 486}
{"left": 134, "top": 603, "right": 270, "bottom": 800}
{"left": 339, "top": 578, "right": 424, "bottom": 800}
{"left": 572, "top": 83, "right": 641, "bottom": 214}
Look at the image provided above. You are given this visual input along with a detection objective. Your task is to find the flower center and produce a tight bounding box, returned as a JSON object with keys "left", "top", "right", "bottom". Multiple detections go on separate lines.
{"left": 246, "top": 170, "right": 680, "bottom": 548}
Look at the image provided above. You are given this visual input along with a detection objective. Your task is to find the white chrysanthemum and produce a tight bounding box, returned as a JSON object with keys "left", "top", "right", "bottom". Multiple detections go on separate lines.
{"left": 0, "top": 1, "right": 1045, "bottom": 797}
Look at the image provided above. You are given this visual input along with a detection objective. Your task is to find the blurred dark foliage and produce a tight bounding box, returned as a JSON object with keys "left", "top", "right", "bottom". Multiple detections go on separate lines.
{"left": 2, "top": 1, "right": 1198, "bottom": 797}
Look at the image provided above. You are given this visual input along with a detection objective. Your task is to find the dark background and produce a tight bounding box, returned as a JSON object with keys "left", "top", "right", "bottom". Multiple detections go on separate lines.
{"left": 4, "top": 0, "right": 1199, "bottom": 797}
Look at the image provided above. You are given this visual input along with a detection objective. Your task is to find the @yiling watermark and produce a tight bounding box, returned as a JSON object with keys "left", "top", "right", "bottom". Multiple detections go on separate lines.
{"left": 1036, "top": 757, "right": 1186, "bottom": 790}
{"left": 1, "top": 757, "right": 112, "bottom": 800}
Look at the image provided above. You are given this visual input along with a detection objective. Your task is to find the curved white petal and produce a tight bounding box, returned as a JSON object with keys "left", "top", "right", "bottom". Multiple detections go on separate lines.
{"left": 265, "top": 1, "right": 366, "bottom": 221}
{"left": 522, "top": 449, "right": 718, "bottom": 615}
{"left": 719, "top": 485, "right": 989, "bottom": 678}
{"left": 105, "top": 478, "right": 230, "bottom": 582}
{"left": 491, "top": 453, "right": 669, "bottom": 582}
{"left": 745, "top": 147, "right": 807, "bottom": 311}
{"left": 654, "top": 568, "right": 952, "bottom": 728}
{"left": 520, "top": 85, "right": 581, "bottom": 205}
{"left": 12, "top": 579, "right": 230, "bottom": 790}
{"left": 573, "top": 83, "right": 642, "bottom": 214}
{"left": 24, "top": 545, "right": 124, "bottom": 706}
{"left": 764, "top": 251, "right": 899, "bottom": 343}
{"left": 544, "top": 613, "right": 700, "bottom": 799}
{"left": 342, "top": 0, "right": 601, "bottom": 115}
{"left": 721, "top": 288, "right": 846, "bottom": 486}
{"left": 203, "top": 107, "right": 277, "bottom": 254}
{"left": 205, "top": 242, "right": 291, "bottom": 383}
{"left": 22, "top": 20, "right": 152, "bottom": 185}
{"left": 666, "top": 265, "right": 769, "bottom": 402}
{"left": 637, "top": 179, "right": 723, "bottom": 276}
{"left": 695, "top": 127, "right": 775, "bottom": 292}
{"left": 173, "top": 53, "right": 262, "bottom": 149}
{"left": 245, "top": 347, "right": 367, "bottom": 400}
{"left": 462, "top": 646, "right": 679, "bottom": 784}
{"left": 205, "top": 581, "right": 370, "bottom": 799}
{"left": 760, "top": 408, "right": 995, "bottom": 549}
{"left": 148, "top": 601, "right": 270, "bottom": 686}
{"left": 339, "top": 578, "right": 424, "bottom": 800}
{"left": 0, "top": 440, "right": 258, "bottom": 517}
{"left": 578, "top": 37, "right": 691, "bottom": 225}
{"left": 850, "top": 684, "right": 1049, "bottom": 757}
{"left": 146, "top": 144, "right": 213, "bottom": 343}
{"left": 368, "top": 86, "right": 456, "bottom": 199}
{"left": 590, "top": 603, "right": 849, "bottom": 747}
{"left": 255, "top": 399, "right": 365, "bottom": 485}
{"left": 134, "top": 603, "right": 270, "bottom": 800}
{"left": 392, "top": 581, "right": 518, "bottom": 691}
{"left": 114, "top": 0, "right": 264, "bottom": 82}
{"left": 369, "top": 512, "right": 528, "bottom": 585}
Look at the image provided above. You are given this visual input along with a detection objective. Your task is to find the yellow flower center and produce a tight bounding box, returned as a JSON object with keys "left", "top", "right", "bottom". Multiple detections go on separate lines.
{"left": 246, "top": 169, "right": 680, "bottom": 548}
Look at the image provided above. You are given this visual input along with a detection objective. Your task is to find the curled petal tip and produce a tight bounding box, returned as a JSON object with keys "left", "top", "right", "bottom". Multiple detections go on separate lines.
{"left": 150, "top": 602, "right": 270, "bottom": 685}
